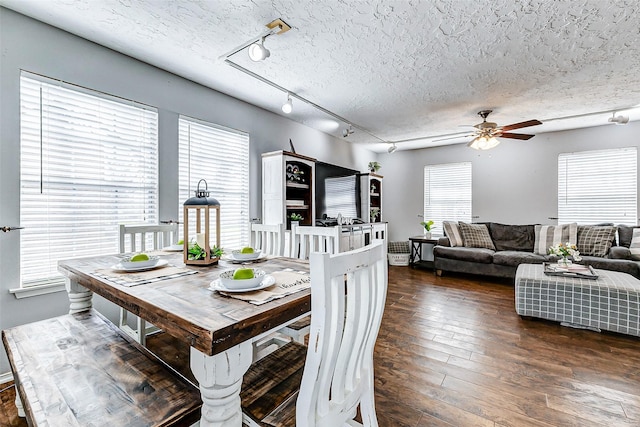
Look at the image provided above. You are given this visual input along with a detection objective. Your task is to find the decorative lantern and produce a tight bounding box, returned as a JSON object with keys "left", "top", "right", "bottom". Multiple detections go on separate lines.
{"left": 183, "top": 179, "right": 221, "bottom": 266}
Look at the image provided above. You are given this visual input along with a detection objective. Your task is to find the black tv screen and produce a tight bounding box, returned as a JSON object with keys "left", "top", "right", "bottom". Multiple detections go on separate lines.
{"left": 315, "top": 161, "right": 361, "bottom": 221}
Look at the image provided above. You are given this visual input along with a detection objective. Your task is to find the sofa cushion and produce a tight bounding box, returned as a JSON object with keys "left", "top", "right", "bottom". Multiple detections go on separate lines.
{"left": 492, "top": 251, "right": 548, "bottom": 267}
{"left": 458, "top": 222, "right": 496, "bottom": 250}
{"left": 534, "top": 223, "right": 577, "bottom": 255}
{"left": 579, "top": 256, "right": 640, "bottom": 277}
{"left": 577, "top": 225, "right": 617, "bottom": 257}
{"left": 609, "top": 246, "right": 631, "bottom": 260}
{"left": 618, "top": 225, "right": 640, "bottom": 248}
{"left": 442, "top": 221, "right": 464, "bottom": 247}
{"left": 433, "top": 246, "right": 494, "bottom": 264}
{"left": 630, "top": 229, "right": 640, "bottom": 260}
{"left": 488, "top": 223, "right": 536, "bottom": 252}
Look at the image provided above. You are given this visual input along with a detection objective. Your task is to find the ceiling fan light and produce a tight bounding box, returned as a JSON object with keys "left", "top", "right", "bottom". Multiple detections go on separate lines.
{"left": 248, "top": 38, "right": 270, "bottom": 61}
{"left": 469, "top": 136, "right": 500, "bottom": 150}
{"left": 281, "top": 95, "right": 293, "bottom": 114}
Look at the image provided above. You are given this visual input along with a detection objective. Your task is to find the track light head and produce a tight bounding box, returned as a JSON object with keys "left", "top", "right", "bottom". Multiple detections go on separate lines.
{"left": 343, "top": 125, "right": 354, "bottom": 138}
{"left": 281, "top": 95, "right": 293, "bottom": 114}
{"left": 388, "top": 143, "right": 397, "bottom": 153}
{"left": 608, "top": 113, "right": 629, "bottom": 125}
{"left": 248, "top": 37, "right": 270, "bottom": 61}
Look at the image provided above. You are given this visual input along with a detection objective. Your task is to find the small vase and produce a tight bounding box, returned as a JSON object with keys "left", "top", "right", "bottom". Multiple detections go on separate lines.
{"left": 423, "top": 231, "right": 432, "bottom": 239}
{"left": 557, "top": 256, "right": 572, "bottom": 267}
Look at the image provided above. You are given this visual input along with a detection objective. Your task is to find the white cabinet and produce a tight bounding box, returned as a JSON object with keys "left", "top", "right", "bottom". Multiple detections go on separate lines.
{"left": 262, "top": 151, "right": 316, "bottom": 230}
{"left": 360, "top": 173, "right": 383, "bottom": 223}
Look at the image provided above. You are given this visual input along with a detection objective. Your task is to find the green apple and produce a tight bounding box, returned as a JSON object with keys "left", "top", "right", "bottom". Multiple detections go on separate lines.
{"left": 240, "top": 247, "right": 255, "bottom": 254}
{"left": 233, "top": 268, "right": 255, "bottom": 280}
{"left": 130, "top": 253, "right": 150, "bottom": 262}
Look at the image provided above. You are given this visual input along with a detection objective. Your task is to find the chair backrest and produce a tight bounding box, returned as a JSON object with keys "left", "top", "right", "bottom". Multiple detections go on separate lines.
{"left": 297, "top": 240, "right": 388, "bottom": 426}
{"left": 250, "top": 223, "right": 285, "bottom": 256}
{"left": 119, "top": 224, "right": 178, "bottom": 253}
{"left": 291, "top": 224, "right": 341, "bottom": 259}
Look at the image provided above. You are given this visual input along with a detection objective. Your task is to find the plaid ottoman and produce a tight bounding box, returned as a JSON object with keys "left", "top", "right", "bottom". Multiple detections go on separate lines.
{"left": 515, "top": 263, "right": 640, "bottom": 336}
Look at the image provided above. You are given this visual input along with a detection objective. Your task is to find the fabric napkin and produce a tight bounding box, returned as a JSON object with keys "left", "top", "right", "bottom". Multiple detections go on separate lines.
{"left": 217, "top": 269, "right": 310, "bottom": 305}
{"left": 94, "top": 265, "right": 198, "bottom": 287}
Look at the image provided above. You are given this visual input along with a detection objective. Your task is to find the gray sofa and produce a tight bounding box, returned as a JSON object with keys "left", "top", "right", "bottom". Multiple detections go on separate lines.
{"left": 434, "top": 222, "right": 640, "bottom": 279}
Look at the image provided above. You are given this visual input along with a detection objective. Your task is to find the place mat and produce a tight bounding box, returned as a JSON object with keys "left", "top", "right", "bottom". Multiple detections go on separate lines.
{"left": 94, "top": 265, "right": 198, "bottom": 287}
{"left": 215, "top": 269, "right": 310, "bottom": 305}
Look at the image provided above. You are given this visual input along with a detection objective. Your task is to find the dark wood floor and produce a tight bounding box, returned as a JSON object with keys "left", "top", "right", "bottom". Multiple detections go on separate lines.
{"left": 3, "top": 266, "right": 640, "bottom": 426}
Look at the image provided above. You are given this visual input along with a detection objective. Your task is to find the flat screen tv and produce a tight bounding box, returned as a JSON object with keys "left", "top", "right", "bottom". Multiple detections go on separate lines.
{"left": 315, "top": 161, "right": 361, "bottom": 221}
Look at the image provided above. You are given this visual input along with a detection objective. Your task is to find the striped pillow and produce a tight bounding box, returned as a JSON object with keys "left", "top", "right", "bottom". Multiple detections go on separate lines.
{"left": 534, "top": 223, "right": 578, "bottom": 255}
{"left": 442, "top": 221, "right": 464, "bottom": 247}
{"left": 630, "top": 229, "right": 640, "bottom": 260}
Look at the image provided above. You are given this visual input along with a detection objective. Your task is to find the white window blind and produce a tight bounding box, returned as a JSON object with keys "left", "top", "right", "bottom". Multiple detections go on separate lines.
{"left": 20, "top": 72, "right": 158, "bottom": 287}
{"left": 178, "top": 116, "right": 250, "bottom": 250}
{"left": 558, "top": 147, "right": 637, "bottom": 225}
{"left": 325, "top": 175, "right": 358, "bottom": 218}
{"left": 424, "top": 162, "right": 472, "bottom": 235}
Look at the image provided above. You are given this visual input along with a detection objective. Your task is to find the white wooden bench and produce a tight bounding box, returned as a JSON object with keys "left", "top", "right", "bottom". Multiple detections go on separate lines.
{"left": 2, "top": 309, "right": 201, "bottom": 426}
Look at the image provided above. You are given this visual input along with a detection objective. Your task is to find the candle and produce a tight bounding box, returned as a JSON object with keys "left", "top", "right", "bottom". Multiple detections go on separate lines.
{"left": 196, "top": 233, "right": 206, "bottom": 249}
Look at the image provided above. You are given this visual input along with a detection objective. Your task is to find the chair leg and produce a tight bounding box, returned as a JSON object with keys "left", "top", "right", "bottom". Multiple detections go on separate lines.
{"left": 359, "top": 369, "right": 379, "bottom": 426}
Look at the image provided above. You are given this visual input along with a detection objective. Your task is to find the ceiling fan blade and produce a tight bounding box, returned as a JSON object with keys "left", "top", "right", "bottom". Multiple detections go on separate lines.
{"left": 500, "top": 119, "right": 542, "bottom": 131}
{"left": 433, "top": 133, "right": 474, "bottom": 142}
{"left": 499, "top": 132, "right": 535, "bottom": 140}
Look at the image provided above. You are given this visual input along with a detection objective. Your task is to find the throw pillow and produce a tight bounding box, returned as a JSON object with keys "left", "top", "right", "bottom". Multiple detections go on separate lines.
{"left": 630, "top": 229, "right": 640, "bottom": 260}
{"left": 458, "top": 222, "right": 496, "bottom": 250}
{"left": 534, "top": 223, "right": 577, "bottom": 255}
{"left": 577, "top": 225, "right": 617, "bottom": 257}
{"left": 618, "top": 225, "right": 640, "bottom": 248}
{"left": 443, "top": 221, "right": 464, "bottom": 247}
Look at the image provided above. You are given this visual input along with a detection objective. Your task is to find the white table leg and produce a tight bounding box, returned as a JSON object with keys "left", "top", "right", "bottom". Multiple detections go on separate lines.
{"left": 14, "top": 385, "right": 25, "bottom": 417}
{"left": 65, "top": 278, "right": 93, "bottom": 314}
{"left": 190, "top": 341, "right": 252, "bottom": 427}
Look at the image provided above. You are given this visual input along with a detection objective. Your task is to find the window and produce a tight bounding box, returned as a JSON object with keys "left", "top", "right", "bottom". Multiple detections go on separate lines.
{"left": 20, "top": 72, "right": 158, "bottom": 287}
{"left": 178, "top": 116, "right": 249, "bottom": 250}
{"left": 424, "top": 162, "right": 472, "bottom": 235}
{"left": 558, "top": 147, "right": 637, "bottom": 225}
{"left": 325, "top": 175, "right": 358, "bottom": 218}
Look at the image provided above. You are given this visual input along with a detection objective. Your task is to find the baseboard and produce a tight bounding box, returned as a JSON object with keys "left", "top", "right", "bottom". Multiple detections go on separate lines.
{"left": 0, "top": 371, "right": 14, "bottom": 385}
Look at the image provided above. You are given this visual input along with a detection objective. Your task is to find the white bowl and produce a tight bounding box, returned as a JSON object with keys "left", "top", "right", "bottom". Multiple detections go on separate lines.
{"left": 120, "top": 255, "right": 160, "bottom": 269}
{"left": 219, "top": 269, "right": 265, "bottom": 290}
{"left": 231, "top": 249, "right": 261, "bottom": 260}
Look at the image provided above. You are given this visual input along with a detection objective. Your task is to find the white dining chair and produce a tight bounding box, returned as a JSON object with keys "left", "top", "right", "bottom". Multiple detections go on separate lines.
{"left": 241, "top": 240, "right": 388, "bottom": 427}
{"left": 118, "top": 223, "right": 178, "bottom": 346}
{"left": 250, "top": 222, "right": 285, "bottom": 256}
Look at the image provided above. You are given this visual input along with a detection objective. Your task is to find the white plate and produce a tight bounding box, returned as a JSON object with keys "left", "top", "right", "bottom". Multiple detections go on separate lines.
{"left": 163, "top": 244, "right": 184, "bottom": 252}
{"left": 119, "top": 255, "right": 160, "bottom": 269}
{"left": 209, "top": 274, "right": 275, "bottom": 293}
{"left": 111, "top": 259, "right": 169, "bottom": 272}
{"left": 231, "top": 249, "right": 262, "bottom": 260}
{"left": 224, "top": 253, "right": 268, "bottom": 263}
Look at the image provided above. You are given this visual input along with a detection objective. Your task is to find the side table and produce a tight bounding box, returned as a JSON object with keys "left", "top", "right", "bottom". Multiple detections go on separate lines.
{"left": 409, "top": 235, "right": 439, "bottom": 269}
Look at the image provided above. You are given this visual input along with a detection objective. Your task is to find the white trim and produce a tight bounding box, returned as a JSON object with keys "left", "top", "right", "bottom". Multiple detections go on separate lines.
{"left": 9, "top": 281, "right": 66, "bottom": 299}
{"left": 0, "top": 372, "right": 14, "bottom": 385}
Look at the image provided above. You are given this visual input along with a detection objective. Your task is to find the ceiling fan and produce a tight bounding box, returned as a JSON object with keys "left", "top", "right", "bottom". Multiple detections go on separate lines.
{"left": 437, "top": 110, "right": 542, "bottom": 150}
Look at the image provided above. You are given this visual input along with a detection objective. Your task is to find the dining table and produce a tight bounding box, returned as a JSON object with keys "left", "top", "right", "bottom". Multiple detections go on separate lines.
{"left": 57, "top": 251, "right": 311, "bottom": 427}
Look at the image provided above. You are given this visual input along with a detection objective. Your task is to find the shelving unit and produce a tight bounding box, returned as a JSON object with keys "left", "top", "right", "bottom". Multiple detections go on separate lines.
{"left": 262, "top": 151, "right": 316, "bottom": 230}
{"left": 360, "top": 173, "right": 383, "bottom": 223}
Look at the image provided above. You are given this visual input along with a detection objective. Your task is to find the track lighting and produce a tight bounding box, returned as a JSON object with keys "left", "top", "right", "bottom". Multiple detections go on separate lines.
{"left": 248, "top": 37, "right": 270, "bottom": 61}
{"left": 608, "top": 112, "right": 629, "bottom": 125}
{"left": 343, "top": 125, "right": 354, "bottom": 138}
{"left": 281, "top": 94, "right": 293, "bottom": 114}
{"left": 388, "top": 143, "right": 397, "bottom": 153}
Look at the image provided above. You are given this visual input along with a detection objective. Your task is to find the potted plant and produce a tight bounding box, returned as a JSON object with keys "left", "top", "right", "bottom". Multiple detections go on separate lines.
{"left": 368, "top": 161, "right": 381, "bottom": 173}
{"left": 420, "top": 220, "right": 434, "bottom": 239}
{"left": 370, "top": 207, "right": 380, "bottom": 223}
{"left": 289, "top": 213, "right": 303, "bottom": 222}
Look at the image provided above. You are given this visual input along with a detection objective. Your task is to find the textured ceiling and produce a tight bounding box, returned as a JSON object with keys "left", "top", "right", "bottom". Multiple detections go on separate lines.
{"left": 3, "top": 0, "right": 640, "bottom": 152}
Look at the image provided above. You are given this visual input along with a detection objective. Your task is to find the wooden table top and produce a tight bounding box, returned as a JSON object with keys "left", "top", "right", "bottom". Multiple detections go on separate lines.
{"left": 58, "top": 253, "right": 311, "bottom": 356}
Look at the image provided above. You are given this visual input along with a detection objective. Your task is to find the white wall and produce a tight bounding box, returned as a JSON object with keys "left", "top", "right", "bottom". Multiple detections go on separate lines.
{"left": 0, "top": 7, "right": 377, "bottom": 374}
{"left": 381, "top": 122, "right": 640, "bottom": 241}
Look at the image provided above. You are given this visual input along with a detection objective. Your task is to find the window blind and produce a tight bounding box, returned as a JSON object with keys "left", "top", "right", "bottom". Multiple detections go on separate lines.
{"left": 20, "top": 72, "right": 158, "bottom": 286}
{"left": 178, "top": 117, "right": 250, "bottom": 250}
{"left": 558, "top": 147, "right": 637, "bottom": 225}
{"left": 325, "top": 175, "right": 358, "bottom": 218}
{"left": 424, "top": 162, "right": 472, "bottom": 235}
